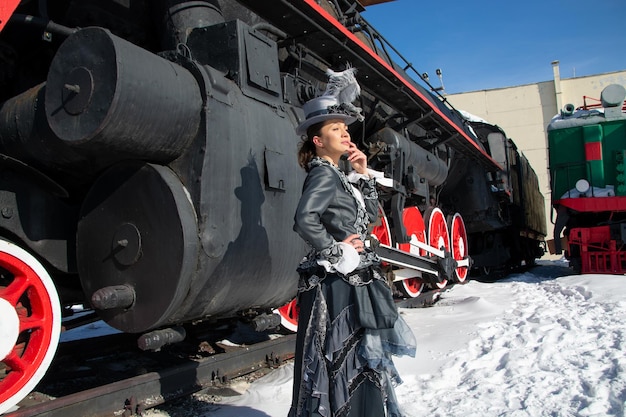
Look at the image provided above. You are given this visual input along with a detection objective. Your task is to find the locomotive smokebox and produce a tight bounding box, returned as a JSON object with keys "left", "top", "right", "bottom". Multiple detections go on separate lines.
{"left": 45, "top": 27, "right": 202, "bottom": 163}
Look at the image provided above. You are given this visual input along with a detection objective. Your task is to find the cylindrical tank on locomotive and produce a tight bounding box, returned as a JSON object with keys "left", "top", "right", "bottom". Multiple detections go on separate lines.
{"left": 548, "top": 83, "right": 626, "bottom": 274}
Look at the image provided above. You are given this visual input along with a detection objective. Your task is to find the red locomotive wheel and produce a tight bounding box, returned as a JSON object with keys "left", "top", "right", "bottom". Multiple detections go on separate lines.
{"left": 371, "top": 205, "right": 393, "bottom": 268}
{"left": 398, "top": 276, "right": 425, "bottom": 298}
{"left": 396, "top": 206, "right": 426, "bottom": 298}
{"left": 274, "top": 298, "right": 299, "bottom": 333}
{"left": 0, "top": 240, "right": 61, "bottom": 414}
{"left": 448, "top": 213, "right": 469, "bottom": 283}
{"left": 425, "top": 207, "right": 450, "bottom": 289}
{"left": 371, "top": 205, "right": 392, "bottom": 247}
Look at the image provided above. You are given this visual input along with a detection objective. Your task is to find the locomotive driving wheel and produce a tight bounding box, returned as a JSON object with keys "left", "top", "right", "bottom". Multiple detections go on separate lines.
{"left": 0, "top": 240, "right": 61, "bottom": 414}
{"left": 396, "top": 206, "right": 426, "bottom": 298}
{"left": 371, "top": 205, "right": 392, "bottom": 247}
{"left": 448, "top": 213, "right": 469, "bottom": 283}
{"left": 425, "top": 207, "right": 450, "bottom": 289}
{"left": 274, "top": 299, "right": 299, "bottom": 333}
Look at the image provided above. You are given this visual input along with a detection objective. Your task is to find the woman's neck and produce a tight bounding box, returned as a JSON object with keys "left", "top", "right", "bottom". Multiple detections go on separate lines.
{"left": 319, "top": 155, "right": 339, "bottom": 167}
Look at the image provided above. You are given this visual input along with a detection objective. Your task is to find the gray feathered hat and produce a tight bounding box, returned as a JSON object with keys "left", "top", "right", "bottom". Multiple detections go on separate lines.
{"left": 296, "top": 66, "right": 364, "bottom": 136}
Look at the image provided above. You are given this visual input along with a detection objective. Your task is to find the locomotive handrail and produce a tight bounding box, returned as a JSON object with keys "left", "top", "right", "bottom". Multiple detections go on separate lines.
{"left": 237, "top": 0, "right": 504, "bottom": 171}
{"left": 298, "top": 0, "right": 501, "bottom": 166}
{"left": 309, "top": 0, "right": 505, "bottom": 170}
{"left": 580, "top": 95, "right": 626, "bottom": 112}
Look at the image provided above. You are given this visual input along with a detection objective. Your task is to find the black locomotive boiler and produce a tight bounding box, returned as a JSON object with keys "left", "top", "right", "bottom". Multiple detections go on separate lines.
{"left": 0, "top": 0, "right": 546, "bottom": 412}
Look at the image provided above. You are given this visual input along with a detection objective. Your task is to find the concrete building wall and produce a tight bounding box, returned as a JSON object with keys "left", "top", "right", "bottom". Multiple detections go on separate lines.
{"left": 445, "top": 65, "right": 626, "bottom": 258}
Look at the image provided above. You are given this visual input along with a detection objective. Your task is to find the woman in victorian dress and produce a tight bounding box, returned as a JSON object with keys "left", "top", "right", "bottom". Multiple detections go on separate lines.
{"left": 289, "top": 68, "right": 416, "bottom": 417}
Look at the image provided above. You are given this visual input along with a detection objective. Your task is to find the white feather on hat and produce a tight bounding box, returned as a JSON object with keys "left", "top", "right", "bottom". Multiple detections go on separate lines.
{"left": 295, "top": 65, "right": 364, "bottom": 136}
{"left": 323, "top": 66, "right": 361, "bottom": 104}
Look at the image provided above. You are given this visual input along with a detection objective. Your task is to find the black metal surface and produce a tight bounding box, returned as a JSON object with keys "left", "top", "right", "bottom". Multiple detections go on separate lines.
{"left": 187, "top": 20, "right": 283, "bottom": 104}
{"left": 155, "top": 0, "right": 225, "bottom": 50}
{"left": 77, "top": 162, "right": 199, "bottom": 333}
{"left": 91, "top": 285, "right": 136, "bottom": 310}
{"left": 0, "top": 155, "right": 78, "bottom": 274}
{"left": 45, "top": 27, "right": 202, "bottom": 161}
{"left": 137, "top": 327, "right": 187, "bottom": 351}
{"left": 367, "top": 127, "right": 449, "bottom": 186}
{"left": 58, "top": 15, "right": 305, "bottom": 333}
{"left": 0, "top": 83, "right": 94, "bottom": 179}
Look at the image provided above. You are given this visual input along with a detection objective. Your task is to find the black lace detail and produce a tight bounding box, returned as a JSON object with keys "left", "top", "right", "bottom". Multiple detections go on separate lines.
{"left": 292, "top": 286, "right": 329, "bottom": 417}
{"left": 330, "top": 328, "right": 364, "bottom": 377}
{"left": 334, "top": 369, "right": 383, "bottom": 417}
{"left": 360, "top": 176, "right": 378, "bottom": 201}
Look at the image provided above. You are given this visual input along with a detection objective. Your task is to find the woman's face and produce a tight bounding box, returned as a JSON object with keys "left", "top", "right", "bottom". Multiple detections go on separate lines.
{"left": 313, "top": 119, "right": 351, "bottom": 161}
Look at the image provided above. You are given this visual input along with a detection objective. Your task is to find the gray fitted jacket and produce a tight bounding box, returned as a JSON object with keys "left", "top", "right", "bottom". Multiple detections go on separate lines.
{"left": 294, "top": 158, "right": 379, "bottom": 271}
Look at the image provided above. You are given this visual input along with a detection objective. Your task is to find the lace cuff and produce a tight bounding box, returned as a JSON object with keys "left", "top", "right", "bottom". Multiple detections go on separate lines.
{"left": 316, "top": 242, "right": 360, "bottom": 274}
{"left": 347, "top": 169, "right": 392, "bottom": 189}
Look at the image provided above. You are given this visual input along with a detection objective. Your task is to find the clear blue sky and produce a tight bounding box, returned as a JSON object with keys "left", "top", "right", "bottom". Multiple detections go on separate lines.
{"left": 361, "top": 0, "right": 626, "bottom": 94}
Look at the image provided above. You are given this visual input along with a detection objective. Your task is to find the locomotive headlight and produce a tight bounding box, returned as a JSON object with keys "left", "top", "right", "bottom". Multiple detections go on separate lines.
{"left": 575, "top": 179, "right": 590, "bottom": 194}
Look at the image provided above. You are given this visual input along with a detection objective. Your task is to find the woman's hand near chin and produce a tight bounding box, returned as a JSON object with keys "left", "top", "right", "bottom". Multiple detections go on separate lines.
{"left": 345, "top": 142, "right": 368, "bottom": 175}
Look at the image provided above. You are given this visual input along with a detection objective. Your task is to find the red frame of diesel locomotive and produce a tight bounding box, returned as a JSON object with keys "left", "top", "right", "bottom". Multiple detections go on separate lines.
{"left": 555, "top": 196, "right": 626, "bottom": 274}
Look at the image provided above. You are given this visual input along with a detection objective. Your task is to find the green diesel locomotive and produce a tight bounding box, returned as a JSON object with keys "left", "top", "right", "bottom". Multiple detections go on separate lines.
{"left": 548, "top": 83, "right": 626, "bottom": 274}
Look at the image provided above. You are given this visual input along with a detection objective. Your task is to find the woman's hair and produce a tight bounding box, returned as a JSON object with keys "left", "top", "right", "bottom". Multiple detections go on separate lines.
{"left": 297, "top": 121, "right": 324, "bottom": 171}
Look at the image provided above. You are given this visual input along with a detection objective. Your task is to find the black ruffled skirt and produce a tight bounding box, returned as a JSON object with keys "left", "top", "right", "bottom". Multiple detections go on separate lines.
{"left": 288, "top": 272, "right": 416, "bottom": 417}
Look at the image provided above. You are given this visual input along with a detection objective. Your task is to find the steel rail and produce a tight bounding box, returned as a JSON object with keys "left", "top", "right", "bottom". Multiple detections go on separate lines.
{"left": 7, "top": 335, "right": 296, "bottom": 417}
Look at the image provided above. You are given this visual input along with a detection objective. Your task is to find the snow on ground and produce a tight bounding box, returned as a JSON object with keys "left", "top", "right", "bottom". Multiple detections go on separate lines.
{"left": 143, "top": 259, "right": 626, "bottom": 416}
{"left": 394, "top": 268, "right": 626, "bottom": 417}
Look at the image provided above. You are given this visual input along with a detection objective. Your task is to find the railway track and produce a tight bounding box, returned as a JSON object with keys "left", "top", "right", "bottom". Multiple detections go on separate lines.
{"left": 4, "top": 288, "right": 443, "bottom": 417}
{"left": 5, "top": 325, "right": 295, "bottom": 417}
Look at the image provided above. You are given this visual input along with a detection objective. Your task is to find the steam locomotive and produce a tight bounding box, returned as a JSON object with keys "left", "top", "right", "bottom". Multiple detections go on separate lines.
{"left": 0, "top": 0, "right": 546, "bottom": 412}
{"left": 548, "top": 83, "right": 626, "bottom": 274}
